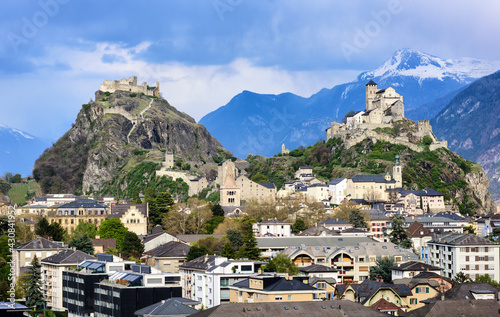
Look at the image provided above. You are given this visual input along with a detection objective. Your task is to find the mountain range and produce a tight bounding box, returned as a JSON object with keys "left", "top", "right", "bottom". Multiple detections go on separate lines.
{"left": 432, "top": 71, "right": 500, "bottom": 203}
{"left": 200, "top": 49, "right": 500, "bottom": 158}
{"left": 0, "top": 125, "right": 51, "bottom": 177}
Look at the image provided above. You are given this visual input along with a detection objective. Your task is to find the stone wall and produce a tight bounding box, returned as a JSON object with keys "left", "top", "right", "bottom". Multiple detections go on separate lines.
{"left": 100, "top": 76, "right": 160, "bottom": 97}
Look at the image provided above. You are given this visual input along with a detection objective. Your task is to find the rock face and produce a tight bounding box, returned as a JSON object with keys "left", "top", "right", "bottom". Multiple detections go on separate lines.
{"left": 432, "top": 71, "right": 500, "bottom": 203}
{"left": 34, "top": 91, "right": 231, "bottom": 195}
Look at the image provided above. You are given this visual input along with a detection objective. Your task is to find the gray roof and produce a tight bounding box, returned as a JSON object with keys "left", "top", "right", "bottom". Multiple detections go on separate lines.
{"left": 429, "top": 233, "right": 498, "bottom": 246}
{"left": 390, "top": 261, "right": 441, "bottom": 272}
{"left": 144, "top": 241, "right": 190, "bottom": 258}
{"left": 189, "top": 300, "right": 387, "bottom": 317}
{"left": 337, "top": 280, "right": 412, "bottom": 305}
{"left": 108, "top": 204, "right": 148, "bottom": 218}
{"left": 300, "top": 264, "right": 338, "bottom": 273}
{"left": 320, "top": 219, "right": 351, "bottom": 225}
{"left": 405, "top": 299, "right": 500, "bottom": 317}
{"left": 58, "top": 199, "right": 107, "bottom": 209}
{"left": 232, "top": 276, "right": 317, "bottom": 292}
{"left": 351, "top": 174, "right": 396, "bottom": 184}
{"left": 328, "top": 178, "right": 345, "bottom": 186}
{"left": 257, "top": 236, "right": 374, "bottom": 249}
{"left": 259, "top": 183, "right": 276, "bottom": 189}
{"left": 134, "top": 298, "right": 199, "bottom": 316}
{"left": 177, "top": 234, "right": 224, "bottom": 244}
{"left": 423, "top": 283, "right": 499, "bottom": 303}
{"left": 17, "top": 237, "right": 66, "bottom": 250}
{"left": 41, "top": 249, "right": 95, "bottom": 264}
{"left": 179, "top": 255, "right": 218, "bottom": 270}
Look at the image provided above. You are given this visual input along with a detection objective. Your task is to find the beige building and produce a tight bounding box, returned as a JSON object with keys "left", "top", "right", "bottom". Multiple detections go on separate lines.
{"left": 41, "top": 249, "right": 95, "bottom": 309}
{"left": 144, "top": 241, "right": 190, "bottom": 273}
{"left": 108, "top": 204, "right": 148, "bottom": 235}
{"left": 164, "top": 152, "right": 174, "bottom": 169}
{"left": 237, "top": 175, "right": 276, "bottom": 203}
{"left": 229, "top": 274, "right": 324, "bottom": 303}
{"left": 45, "top": 199, "right": 109, "bottom": 235}
{"left": 100, "top": 76, "right": 160, "bottom": 97}
{"left": 13, "top": 237, "right": 66, "bottom": 282}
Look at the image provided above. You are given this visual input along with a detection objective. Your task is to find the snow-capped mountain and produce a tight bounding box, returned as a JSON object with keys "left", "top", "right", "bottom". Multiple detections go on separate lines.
{"left": 200, "top": 49, "right": 500, "bottom": 158}
{"left": 0, "top": 124, "right": 51, "bottom": 176}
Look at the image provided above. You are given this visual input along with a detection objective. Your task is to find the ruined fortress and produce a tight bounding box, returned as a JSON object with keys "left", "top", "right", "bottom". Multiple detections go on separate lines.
{"left": 326, "top": 80, "right": 447, "bottom": 152}
{"left": 100, "top": 76, "right": 160, "bottom": 97}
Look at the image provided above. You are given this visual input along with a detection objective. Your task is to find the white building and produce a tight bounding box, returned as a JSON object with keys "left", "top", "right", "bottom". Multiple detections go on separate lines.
{"left": 252, "top": 220, "right": 292, "bottom": 237}
{"left": 179, "top": 255, "right": 265, "bottom": 309}
{"left": 428, "top": 233, "right": 500, "bottom": 282}
{"left": 328, "top": 178, "right": 347, "bottom": 205}
{"left": 390, "top": 260, "right": 441, "bottom": 281}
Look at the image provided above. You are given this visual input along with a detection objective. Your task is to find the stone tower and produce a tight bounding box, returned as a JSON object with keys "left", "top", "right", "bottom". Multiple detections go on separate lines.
{"left": 393, "top": 155, "right": 402, "bottom": 188}
{"left": 365, "top": 80, "right": 378, "bottom": 111}
{"left": 164, "top": 152, "right": 174, "bottom": 169}
{"left": 219, "top": 160, "right": 241, "bottom": 207}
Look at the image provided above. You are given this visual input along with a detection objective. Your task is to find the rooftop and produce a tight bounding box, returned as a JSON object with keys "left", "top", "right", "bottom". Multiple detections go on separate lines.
{"left": 41, "top": 249, "right": 95, "bottom": 265}
{"left": 17, "top": 237, "right": 66, "bottom": 251}
{"left": 429, "top": 233, "right": 498, "bottom": 246}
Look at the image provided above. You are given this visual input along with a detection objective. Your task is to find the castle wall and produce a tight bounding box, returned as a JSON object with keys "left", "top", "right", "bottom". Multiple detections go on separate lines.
{"left": 100, "top": 76, "right": 160, "bottom": 97}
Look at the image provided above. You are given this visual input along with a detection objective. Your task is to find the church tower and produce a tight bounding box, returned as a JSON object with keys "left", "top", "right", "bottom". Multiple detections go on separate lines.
{"left": 393, "top": 155, "right": 402, "bottom": 188}
{"left": 365, "top": 80, "right": 377, "bottom": 111}
{"left": 219, "top": 160, "right": 241, "bottom": 207}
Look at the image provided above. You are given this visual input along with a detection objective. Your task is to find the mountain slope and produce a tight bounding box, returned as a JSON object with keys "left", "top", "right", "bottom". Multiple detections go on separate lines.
{"left": 200, "top": 49, "right": 500, "bottom": 158}
{"left": 432, "top": 71, "right": 500, "bottom": 202}
{"left": 33, "top": 90, "right": 231, "bottom": 196}
{"left": 0, "top": 125, "right": 51, "bottom": 177}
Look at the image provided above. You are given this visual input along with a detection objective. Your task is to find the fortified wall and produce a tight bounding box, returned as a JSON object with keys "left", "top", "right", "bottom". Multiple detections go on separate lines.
{"left": 100, "top": 76, "right": 160, "bottom": 97}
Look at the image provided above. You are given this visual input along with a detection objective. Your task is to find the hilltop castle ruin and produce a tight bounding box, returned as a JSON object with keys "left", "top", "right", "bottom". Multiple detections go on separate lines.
{"left": 100, "top": 76, "right": 160, "bottom": 97}
{"left": 326, "top": 80, "right": 447, "bottom": 152}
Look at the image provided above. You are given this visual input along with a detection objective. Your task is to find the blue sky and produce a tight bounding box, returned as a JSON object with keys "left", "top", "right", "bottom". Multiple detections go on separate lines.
{"left": 1, "top": 0, "right": 499, "bottom": 139}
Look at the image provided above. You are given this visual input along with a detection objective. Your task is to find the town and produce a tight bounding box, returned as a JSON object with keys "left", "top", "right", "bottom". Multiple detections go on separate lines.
{"left": 1, "top": 77, "right": 500, "bottom": 317}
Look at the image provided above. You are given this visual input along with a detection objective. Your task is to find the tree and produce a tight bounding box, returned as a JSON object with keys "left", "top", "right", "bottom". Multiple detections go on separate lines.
{"left": 48, "top": 222, "right": 67, "bottom": 242}
{"left": 369, "top": 257, "right": 395, "bottom": 283}
{"left": 291, "top": 218, "right": 307, "bottom": 234}
{"left": 453, "top": 271, "right": 472, "bottom": 284}
{"left": 474, "top": 274, "right": 499, "bottom": 287}
{"left": 387, "top": 215, "right": 412, "bottom": 249}
{"left": 72, "top": 222, "right": 98, "bottom": 239}
{"left": 15, "top": 221, "right": 34, "bottom": 243}
{"left": 203, "top": 216, "right": 225, "bottom": 234}
{"left": 463, "top": 225, "right": 476, "bottom": 235}
{"left": 12, "top": 174, "right": 21, "bottom": 183}
{"left": 162, "top": 210, "right": 189, "bottom": 235}
{"left": 25, "top": 256, "right": 45, "bottom": 309}
{"left": 211, "top": 203, "right": 225, "bottom": 217}
{"left": 221, "top": 241, "right": 235, "bottom": 259}
{"left": 149, "top": 192, "right": 174, "bottom": 227}
{"left": 235, "top": 228, "right": 261, "bottom": 260}
{"left": 264, "top": 254, "right": 300, "bottom": 275}
{"left": 121, "top": 231, "right": 144, "bottom": 259}
{"left": 187, "top": 206, "right": 212, "bottom": 234}
{"left": 186, "top": 245, "right": 211, "bottom": 262}
{"left": 0, "top": 280, "right": 8, "bottom": 301}
{"left": 349, "top": 208, "right": 368, "bottom": 228}
{"left": 251, "top": 173, "right": 268, "bottom": 183}
{"left": 225, "top": 229, "right": 244, "bottom": 252}
{"left": 69, "top": 233, "right": 94, "bottom": 254}
{"left": 423, "top": 135, "right": 433, "bottom": 146}
{"left": 98, "top": 219, "right": 128, "bottom": 250}
{"left": 132, "top": 187, "right": 142, "bottom": 204}
{"left": 35, "top": 217, "right": 51, "bottom": 238}
{"left": 213, "top": 218, "right": 240, "bottom": 235}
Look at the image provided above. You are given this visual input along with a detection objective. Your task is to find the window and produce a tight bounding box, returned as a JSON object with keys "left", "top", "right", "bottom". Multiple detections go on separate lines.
{"left": 275, "top": 296, "right": 283, "bottom": 301}
{"left": 288, "top": 295, "right": 292, "bottom": 300}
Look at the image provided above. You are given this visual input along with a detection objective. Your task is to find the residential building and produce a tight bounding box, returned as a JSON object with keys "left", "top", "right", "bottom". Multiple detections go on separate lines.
{"left": 428, "top": 233, "right": 500, "bottom": 282}
{"left": 406, "top": 221, "right": 436, "bottom": 263}
{"left": 229, "top": 274, "right": 324, "bottom": 303}
{"left": 301, "top": 183, "right": 329, "bottom": 202}
{"left": 328, "top": 178, "right": 347, "bottom": 205}
{"left": 369, "top": 298, "right": 405, "bottom": 316}
{"left": 319, "top": 219, "right": 353, "bottom": 231}
{"left": 421, "top": 282, "right": 498, "bottom": 303}
{"left": 237, "top": 175, "right": 277, "bottom": 203}
{"left": 29, "top": 194, "right": 79, "bottom": 207}
{"left": 108, "top": 204, "right": 148, "bottom": 235}
{"left": 390, "top": 261, "right": 441, "bottom": 281}
{"left": 179, "top": 255, "right": 266, "bottom": 309}
{"left": 91, "top": 238, "right": 117, "bottom": 254}
{"left": 400, "top": 215, "right": 468, "bottom": 233}
{"left": 404, "top": 299, "right": 500, "bottom": 317}
{"left": 142, "top": 231, "right": 180, "bottom": 252}
{"left": 299, "top": 264, "right": 338, "bottom": 300}
{"left": 13, "top": 237, "right": 66, "bottom": 282}
{"left": 252, "top": 220, "right": 291, "bottom": 237}
{"left": 294, "top": 166, "right": 313, "bottom": 179}
{"left": 41, "top": 249, "right": 95, "bottom": 309}
{"left": 368, "top": 209, "right": 390, "bottom": 239}
{"left": 188, "top": 300, "right": 387, "bottom": 317}
{"left": 346, "top": 174, "right": 397, "bottom": 202}
{"left": 45, "top": 199, "right": 109, "bottom": 234}
{"left": 143, "top": 241, "right": 190, "bottom": 273}
{"left": 133, "top": 298, "right": 199, "bottom": 317}
{"left": 393, "top": 272, "right": 452, "bottom": 311}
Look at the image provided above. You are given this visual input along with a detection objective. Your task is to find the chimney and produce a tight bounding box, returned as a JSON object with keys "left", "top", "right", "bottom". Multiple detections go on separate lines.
{"left": 258, "top": 268, "right": 262, "bottom": 274}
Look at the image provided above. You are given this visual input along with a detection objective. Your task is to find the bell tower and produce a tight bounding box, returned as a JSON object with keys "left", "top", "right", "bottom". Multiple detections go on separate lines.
{"left": 393, "top": 155, "right": 402, "bottom": 188}
{"left": 365, "top": 80, "right": 377, "bottom": 111}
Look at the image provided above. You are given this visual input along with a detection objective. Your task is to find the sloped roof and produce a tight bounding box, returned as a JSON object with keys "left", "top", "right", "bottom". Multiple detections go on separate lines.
{"left": 300, "top": 264, "right": 338, "bottom": 273}
{"left": 351, "top": 175, "right": 395, "bottom": 184}
{"left": 429, "top": 233, "right": 497, "bottom": 246}
{"left": 91, "top": 238, "right": 116, "bottom": 252}
{"left": 144, "top": 241, "right": 190, "bottom": 258}
{"left": 134, "top": 298, "right": 199, "bottom": 316}
{"left": 390, "top": 261, "right": 441, "bottom": 272}
{"left": 407, "top": 221, "right": 431, "bottom": 237}
{"left": 337, "top": 280, "right": 412, "bottom": 305}
{"left": 366, "top": 80, "right": 377, "bottom": 86}
{"left": 406, "top": 299, "right": 500, "bottom": 317}
{"left": 320, "top": 219, "right": 351, "bottom": 225}
{"left": 58, "top": 199, "right": 106, "bottom": 209}
{"left": 179, "top": 255, "right": 218, "bottom": 270}
{"left": 369, "top": 298, "right": 404, "bottom": 314}
{"left": 41, "top": 249, "right": 95, "bottom": 264}
{"left": 328, "top": 178, "right": 346, "bottom": 186}
{"left": 108, "top": 204, "right": 147, "bottom": 218}
{"left": 17, "top": 237, "right": 66, "bottom": 250}
{"left": 259, "top": 183, "right": 276, "bottom": 189}
{"left": 423, "top": 283, "right": 498, "bottom": 303}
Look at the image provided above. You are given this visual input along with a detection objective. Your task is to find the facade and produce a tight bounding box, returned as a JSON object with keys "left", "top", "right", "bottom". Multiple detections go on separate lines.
{"left": 428, "top": 233, "right": 500, "bottom": 282}
{"left": 108, "top": 204, "right": 148, "bottom": 235}
{"left": 369, "top": 210, "right": 391, "bottom": 239}
{"left": 228, "top": 275, "right": 324, "bottom": 304}
{"left": 302, "top": 183, "right": 329, "bottom": 202}
{"left": 143, "top": 241, "right": 190, "bottom": 273}
{"left": 164, "top": 152, "right": 174, "bottom": 169}
{"left": 237, "top": 175, "right": 276, "bottom": 203}
{"left": 13, "top": 237, "right": 66, "bottom": 282}
{"left": 100, "top": 76, "right": 160, "bottom": 97}
{"left": 179, "top": 255, "right": 266, "bottom": 309}
{"left": 142, "top": 231, "right": 180, "bottom": 252}
{"left": 390, "top": 261, "right": 441, "bottom": 281}
{"left": 29, "top": 194, "right": 79, "bottom": 207}
{"left": 41, "top": 250, "right": 96, "bottom": 309}
{"left": 219, "top": 160, "right": 241, "bottom": 207}
{"left": 45, "top": 199, "right": 109, "bottom": 235}
{"left": 252, "top": 220, "right": 292, "bottom": 237}
{"left": 346, "top": 173, "right": 398, "bottom": 202}
{"left": 319, "top": 219, "right": 353, "bottom": 231}
{"left": 328, "top": 178, "right": 347, "bottom": 205}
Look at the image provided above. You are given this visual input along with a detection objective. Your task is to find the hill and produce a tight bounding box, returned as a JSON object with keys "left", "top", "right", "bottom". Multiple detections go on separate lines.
{"left": 0, "top": 125, "right": 51, "bottom": 177}
{"left": 432, "top": 71, "right": 500, "bottom": 203}
{"left": 245, "top": 138, "right": 494, "bottom": 215}
{"left": 33, "top": 90, "right": 232, "bottom": 198}
{"left": 200, "top": 49, "right": 500, "bottom": 158}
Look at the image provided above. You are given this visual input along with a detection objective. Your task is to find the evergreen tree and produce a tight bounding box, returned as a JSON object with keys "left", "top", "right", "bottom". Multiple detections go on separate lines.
{"left": 220, "top": 241, "right": 235, "bottom": 259}
{"left": 264, "top": 254, "right": 300, "bottom": 275}
{"left": 236, "top": 229, "right": 260, "bottom": 260}
{"left": 121, "top": 231, "right": 144, "bottom": 259}
{"left": 453, "top": 272, "right": 471, "bottom": 284}
{"left": 0, "top": 280, "right": 8, "bottom": 301}
{"left": 203, "top": 216, "right": 225, "bottom": 234}
{"left": 98, "top": 219, "right": 128, "bottom": 250}
{"left": 149, "top": 192, "right": 174, "bottom": 227}
{"left": 132, "top": 187, "right": 142, "bottom": 204}
{"left": 387, "top": 215, "right": 412, "bottom": 249}
{"left": 291, "top": 219, "right": 307, "bottom": 234}
{"left": 186, "top": 245, "right": 210, "bottom": 262}
{"left": 349, "top": 209, "right": 368, "bottom": 228}
{"left": 35, "top": 217, "right": 51, "bottom": 238}
{"left": 72, "top": 222, "right": 97, "bottom": 239}
{"left": 25, "top": 256, "right": 45, "bottom": 309}
{"left": 69, "top": 233, "right": 94, "bottom": 254}
{"left": 48, "top": 222, "right": 67, "bottom": 241}
{"left": 369, "top": 257, "right": 395, "bottom": 283}
{"left": 226, "top": 229, "right": 244, "bottom": 252}
{"left": 211, "top": 203, "right": 225, "bottom": 217}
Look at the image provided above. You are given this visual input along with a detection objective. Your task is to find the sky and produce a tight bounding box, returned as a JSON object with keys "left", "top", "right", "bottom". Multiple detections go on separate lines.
{"left": 1, "top": 0, "right": 499, "bottom": 140}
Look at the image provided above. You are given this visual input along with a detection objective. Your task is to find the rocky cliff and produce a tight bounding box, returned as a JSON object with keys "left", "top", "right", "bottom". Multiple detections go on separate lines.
{"left": 33, "top": 90, "right": 231, "bottom": 196}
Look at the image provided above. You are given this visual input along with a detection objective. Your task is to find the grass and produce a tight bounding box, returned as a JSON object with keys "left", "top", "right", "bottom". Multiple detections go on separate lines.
{"left": 7, "top": 181, "right": 40, "bottom": 205}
